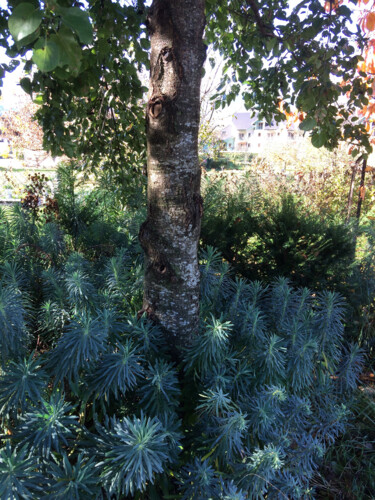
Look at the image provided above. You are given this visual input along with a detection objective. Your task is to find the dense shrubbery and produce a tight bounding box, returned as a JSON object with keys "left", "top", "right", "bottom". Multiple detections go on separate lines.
{"left": 208, "top": 139, "right": 375, "bottom": 221}
{"left": 202, "top": 175, "right": 352, "bottom": 284}
{"left": 0, "top": 164, "right": 373, "bottom": 499}
{"left": 316, "top": 387, "right": 375, "bottom": 498}
{"left": 258, "top": 140, "right": 348, "bottom": 214}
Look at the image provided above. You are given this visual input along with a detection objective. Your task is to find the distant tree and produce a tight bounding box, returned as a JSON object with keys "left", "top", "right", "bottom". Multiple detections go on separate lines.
{"left": 0, "top": 100, "right": 44, "bottom": 153}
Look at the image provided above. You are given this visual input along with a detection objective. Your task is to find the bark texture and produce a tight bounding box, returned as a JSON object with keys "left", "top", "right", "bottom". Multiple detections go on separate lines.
{"left": 139, "top": 0, "right": 206, "bottom": 351}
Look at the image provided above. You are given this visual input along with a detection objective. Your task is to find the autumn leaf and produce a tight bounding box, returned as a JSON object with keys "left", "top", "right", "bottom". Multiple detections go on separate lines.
{"left": 324, "top": 0, "right": 343, "bottom": 12}
{"left": 366, "top": 12, "right": 375, "bottom": 31}
{"left": 363, "top": 102, "right": 375, "bottom": 117}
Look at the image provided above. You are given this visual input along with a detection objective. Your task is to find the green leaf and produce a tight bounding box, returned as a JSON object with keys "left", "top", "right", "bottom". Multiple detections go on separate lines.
{"left": 51, "top": 27, "right": 82, "bottom": 72}
{"left": 62, "top": 139, "right": 76, "bottom": 158}
{"left": 299, "top": 117, "right": 317, "bottom": 132}
{"left": 33, "top": 93, "right": 43, "bottom": 104}
{"left": 15, "top": 28, "right": 39, "bottom": 49}
{"left": 32, "top": 40, "right": 60, "bottom": 72}
{"left": 60, "top": 7, "right": 93, "bottom": 45}
{"left": 337, "top": 5, "right": 352, "bottom": 18}
{"left": 140, "top": 37, "right": 150, "bottom": 50}
{"left": 265, "top": 38, "right": 276, "bottom": 52}
{"left": 19, "top": 77, "right": 32, "bottom": 95}
{"left": 311, "top": 131, "right": 326, "bottom": 148}
{"left": 8, "top": 2, "right": 42, "bottom": 42}
{"left": 53, "top": 67, "right": 71, "bottom": 80}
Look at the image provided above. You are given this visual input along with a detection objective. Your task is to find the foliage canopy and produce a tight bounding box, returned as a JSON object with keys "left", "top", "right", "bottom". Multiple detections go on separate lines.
{"left": 0, "top": 0, "right": 374, "bottom": 166}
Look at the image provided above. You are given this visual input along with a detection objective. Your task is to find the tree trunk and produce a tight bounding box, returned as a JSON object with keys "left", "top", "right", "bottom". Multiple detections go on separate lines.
{"left": 139, "top": 0, "right": 206, "bottom": 353}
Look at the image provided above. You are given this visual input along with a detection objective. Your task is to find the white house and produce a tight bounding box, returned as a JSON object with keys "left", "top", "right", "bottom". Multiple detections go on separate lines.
{"left": 220, "top": 112, "right": 300, "bottom": 154}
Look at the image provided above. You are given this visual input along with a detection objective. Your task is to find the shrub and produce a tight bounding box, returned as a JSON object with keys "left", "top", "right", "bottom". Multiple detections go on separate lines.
{"left": 201, "top": 174, "right": 355, "bottom": 290}
{"left": 258, "top": 137, "right": 375, "bottom": 219}
{"left": 0, "top": 226, "right": 365, "bottom": 498}
{"left": 317, "top": 386, "right": 375, "bottom": 499}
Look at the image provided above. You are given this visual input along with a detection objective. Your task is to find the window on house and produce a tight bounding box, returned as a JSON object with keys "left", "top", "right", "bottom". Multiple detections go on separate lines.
{"left": 258, "top": 132, "right": 261, "bottom": 137}
{"left": 239, "top": 133, "right": 245, "bottom": 140}
{"left": 256, "top": 122, "right": 264, "bottom": 130}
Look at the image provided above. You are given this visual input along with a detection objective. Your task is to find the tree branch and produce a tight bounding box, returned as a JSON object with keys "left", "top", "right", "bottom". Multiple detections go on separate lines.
{"left": 245, "top": 0, "right": 273, "bottom": 37}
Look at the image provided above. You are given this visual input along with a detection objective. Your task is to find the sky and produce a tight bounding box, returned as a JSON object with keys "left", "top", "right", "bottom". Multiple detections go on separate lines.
{"left": 0, "top": 0, "right": 25, "bottom": 111}
{"left": 0, "top": 61, "right": 25, "bottom": 111}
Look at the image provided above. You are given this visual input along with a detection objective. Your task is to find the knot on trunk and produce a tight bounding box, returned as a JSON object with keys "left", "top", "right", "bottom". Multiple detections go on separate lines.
{"left": 146, "top": 95, "right": 177, "bottom": 143}
{"left": 139, "top": 219, "right": 180, "bottom": 283}
{"left": 148, "top": 96, "right": 164, "bottom": 119}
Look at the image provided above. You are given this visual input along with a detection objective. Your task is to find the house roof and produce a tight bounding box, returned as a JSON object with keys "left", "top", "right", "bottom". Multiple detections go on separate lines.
{"left": 232, "top": 112, "right": 257, "bottom": 130}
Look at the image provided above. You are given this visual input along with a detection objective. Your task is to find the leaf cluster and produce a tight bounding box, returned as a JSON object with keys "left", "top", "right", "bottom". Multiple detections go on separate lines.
{"left": 2, "top": 1, "right": 148, "bottom": 190}
{"left": 206, "top": 0, "right": 372, "bottom": 156}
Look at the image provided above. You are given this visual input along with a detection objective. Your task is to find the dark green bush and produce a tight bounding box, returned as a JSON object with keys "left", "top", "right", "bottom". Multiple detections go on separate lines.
{"left": 201, "top": 174, "right": 355, "bottom": 289}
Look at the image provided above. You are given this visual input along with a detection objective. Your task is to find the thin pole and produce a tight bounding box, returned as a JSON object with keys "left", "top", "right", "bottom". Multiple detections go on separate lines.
{"left": 346, "top": 163, "right": 357, "bottom": 223}
{"left": 356, "top": 158, "right": 367, "bottom": 220}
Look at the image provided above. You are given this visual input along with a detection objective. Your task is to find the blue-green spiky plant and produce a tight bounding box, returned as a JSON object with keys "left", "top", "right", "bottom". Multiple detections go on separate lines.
{"left": 14, "top": 393, "right": 79, "bottom": 458}
{"left": 89, "top": 340, "right": 144, "bottom": 399}
{"left": 0, "top": 355, "right": 48, "bottom": 417}
{"left": 94, "top": 413, "right": 178, "bottom": 496}
{"left": 0, "top": 443, "right": 43, "bottom": 500}
{"left": 46, "top": 453, "right": 100, "bottom": 499}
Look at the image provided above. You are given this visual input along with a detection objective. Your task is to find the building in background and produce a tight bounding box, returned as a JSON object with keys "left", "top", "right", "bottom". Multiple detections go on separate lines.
{"left": 220, "top": 112, "right": 301, "bottom": 154}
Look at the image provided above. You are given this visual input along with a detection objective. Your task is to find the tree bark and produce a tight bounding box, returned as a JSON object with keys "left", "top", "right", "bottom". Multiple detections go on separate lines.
{"left": 139, "top": 0, "right": 206, "bottom": 353}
